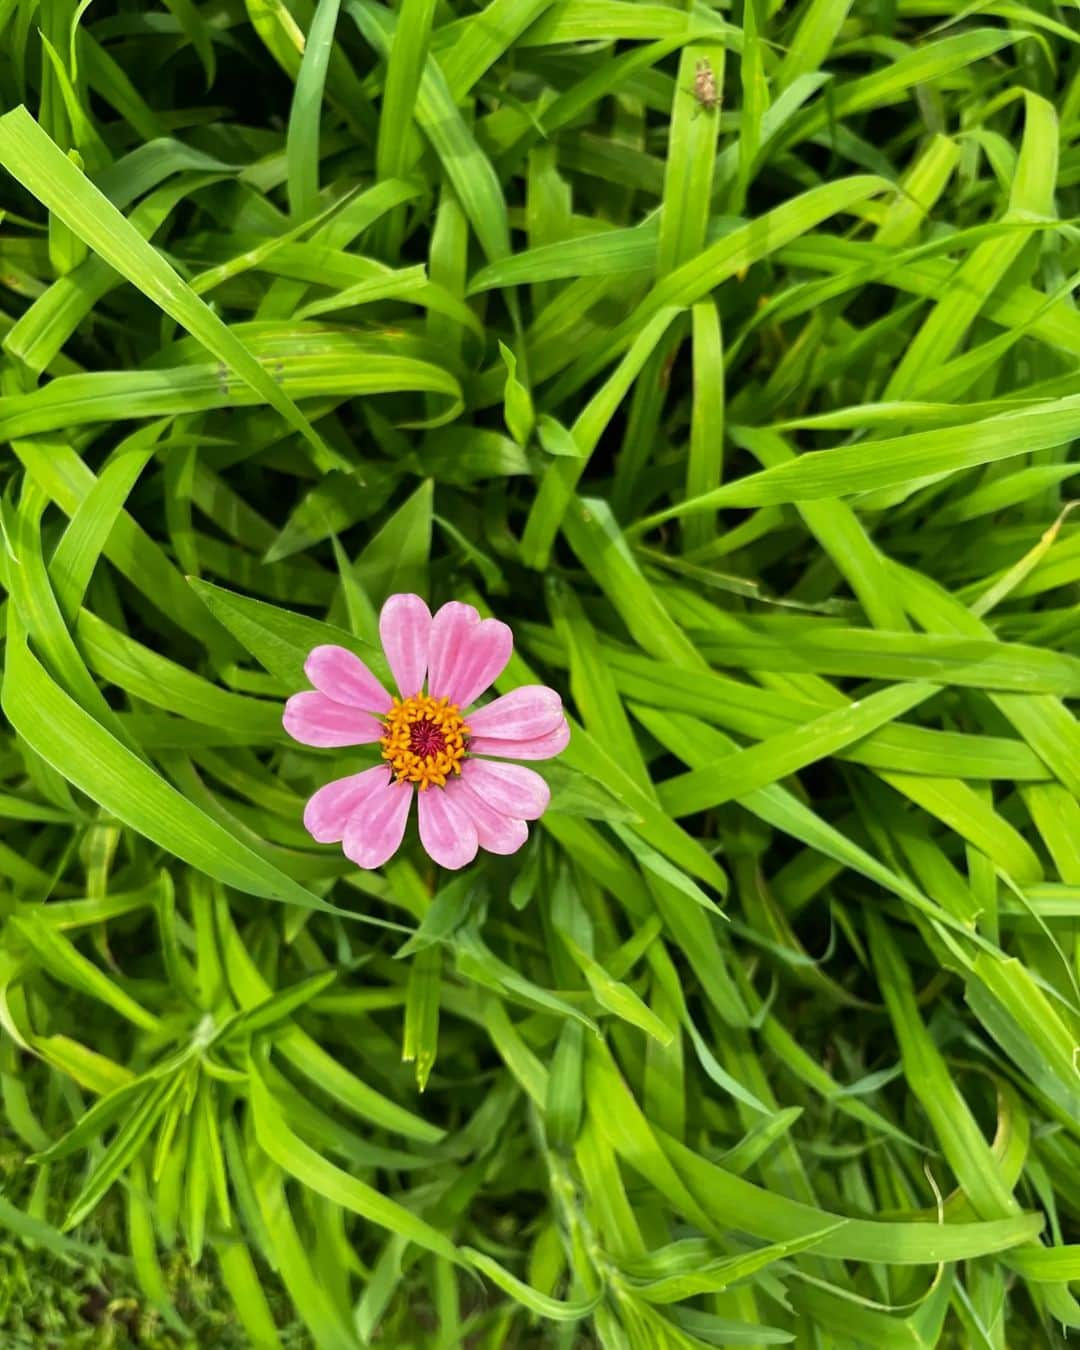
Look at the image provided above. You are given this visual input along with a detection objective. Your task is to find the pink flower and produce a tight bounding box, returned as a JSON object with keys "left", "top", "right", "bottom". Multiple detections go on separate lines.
{"left": 283, "top": 595, "right": 570, "bottom": 871}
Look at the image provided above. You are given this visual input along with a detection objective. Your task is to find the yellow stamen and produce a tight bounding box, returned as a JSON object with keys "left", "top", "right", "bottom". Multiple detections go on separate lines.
{"left": 379, "top": 694, "right": 469, "bottom": 791}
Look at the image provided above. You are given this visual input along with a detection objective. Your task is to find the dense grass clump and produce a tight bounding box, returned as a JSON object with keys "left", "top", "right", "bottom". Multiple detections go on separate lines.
{"left": 0, "top": 0, "right": 1079, "bottom": 1344}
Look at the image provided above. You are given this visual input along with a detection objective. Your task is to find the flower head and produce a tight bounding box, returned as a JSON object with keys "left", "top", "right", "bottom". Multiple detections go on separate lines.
{"left": 283, "top": 595, "right": 570, "bottom": 871}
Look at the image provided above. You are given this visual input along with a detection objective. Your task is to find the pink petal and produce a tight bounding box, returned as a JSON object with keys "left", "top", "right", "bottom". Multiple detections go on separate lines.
{"left": 303, "top": 766, "right": 390, "bottom": 843}
{"left": 305, "top": 645, "right": 392, "bottom": 713}
{"left": 470, "top": 720, "right": 571, "bottom": 762}
{"left": 379, "top": 594, "right": 432, "bottom": 698}
{"left": 466, "top": 686, "right": 564, "bottom": 740}
{"left": 342, "top": 777, "right": 413, "bottom": 870}
{"left": 461, "top": 759, "right": 550, "bottom": 820}
{"left": 427, "top": 602, "right": 513, "bottom": 710}
{"left": 450, "top": 779, "right": 528, "bottom": 855}
{"left": 417, "top": 786, "right": 478, "bottom": 870}
{"left": 283, "top": 692, "right": 385, "bottom": 748}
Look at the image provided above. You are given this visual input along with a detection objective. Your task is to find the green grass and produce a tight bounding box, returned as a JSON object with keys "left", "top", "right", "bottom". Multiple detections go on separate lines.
{"left": 0, "top": 0, "right": 1079, "bottom": 1345}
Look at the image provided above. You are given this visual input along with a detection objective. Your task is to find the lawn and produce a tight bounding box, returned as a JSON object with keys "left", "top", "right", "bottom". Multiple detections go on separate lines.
{"left": 0, "top": 0, "right": 1079, "bottom": 1345}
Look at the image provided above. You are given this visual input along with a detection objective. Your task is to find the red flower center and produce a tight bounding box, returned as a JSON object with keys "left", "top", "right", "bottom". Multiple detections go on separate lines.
{"left": 409, "top": 718, "right": 447, "bottom": 758}
{"left": 380, "top": 694, "right": 469, "bottom": 789}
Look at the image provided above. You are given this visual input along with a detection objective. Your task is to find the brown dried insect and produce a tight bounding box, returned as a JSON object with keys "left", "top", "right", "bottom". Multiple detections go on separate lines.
{"left": 687, "top": 58, "right": 720, "bottom": 115}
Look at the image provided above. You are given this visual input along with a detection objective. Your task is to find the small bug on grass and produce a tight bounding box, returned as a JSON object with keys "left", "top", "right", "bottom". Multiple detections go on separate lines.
{"left": 687, "top": 58, "right": 720, "bottom": 115}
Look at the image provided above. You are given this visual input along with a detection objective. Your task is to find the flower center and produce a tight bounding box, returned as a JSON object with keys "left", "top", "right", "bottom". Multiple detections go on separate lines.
{"left": 380, "top": 694, "right": 469, "bottom": 790}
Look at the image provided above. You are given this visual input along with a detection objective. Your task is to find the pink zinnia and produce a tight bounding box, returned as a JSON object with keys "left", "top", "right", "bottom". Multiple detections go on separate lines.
{"left": 283, "top": 594, "right": 570, "bottom": 871}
